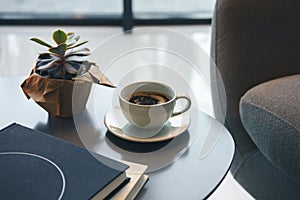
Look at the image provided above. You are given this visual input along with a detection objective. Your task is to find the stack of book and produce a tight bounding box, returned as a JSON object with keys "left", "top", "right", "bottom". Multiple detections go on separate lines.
{"left": 0, "top": 123, "right": 148, "bottom": 200}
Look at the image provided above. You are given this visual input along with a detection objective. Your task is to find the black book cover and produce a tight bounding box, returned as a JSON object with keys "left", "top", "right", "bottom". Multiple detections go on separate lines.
{"left": 0, "top": 123, "right": 129, "bottom": 200}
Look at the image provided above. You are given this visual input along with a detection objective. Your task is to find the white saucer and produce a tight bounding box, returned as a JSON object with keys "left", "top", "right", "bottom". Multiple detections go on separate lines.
{"left": 104, "top": 106, "right": 191, "bottom": 143}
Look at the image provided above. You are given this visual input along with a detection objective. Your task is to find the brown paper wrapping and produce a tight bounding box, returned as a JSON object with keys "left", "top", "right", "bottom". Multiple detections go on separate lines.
{"left": 21, "top": 63, "right": 115, "bottom": 117}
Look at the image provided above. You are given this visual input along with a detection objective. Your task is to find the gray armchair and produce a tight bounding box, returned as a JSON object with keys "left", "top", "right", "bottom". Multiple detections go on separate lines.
{"left": 211, "top": 0, "right": 300, "bottom": 199}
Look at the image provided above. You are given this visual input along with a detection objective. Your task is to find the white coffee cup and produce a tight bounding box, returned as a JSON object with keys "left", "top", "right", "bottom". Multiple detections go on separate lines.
{"left": 119, "top": 81, "right": 191, "bottom": 137}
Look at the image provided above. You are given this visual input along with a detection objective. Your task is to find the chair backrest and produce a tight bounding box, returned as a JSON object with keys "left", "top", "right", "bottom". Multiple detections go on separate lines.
{"left": 210, "top": 0, "right": 300, "bottom": 170}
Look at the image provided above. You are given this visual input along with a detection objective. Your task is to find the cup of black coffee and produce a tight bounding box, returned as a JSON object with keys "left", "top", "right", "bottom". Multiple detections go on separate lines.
{"left": 119, "top": 81, "right": 191, "bottom": 137}
{"left": 127, "top": 91, "right": 170, "bottom": 105}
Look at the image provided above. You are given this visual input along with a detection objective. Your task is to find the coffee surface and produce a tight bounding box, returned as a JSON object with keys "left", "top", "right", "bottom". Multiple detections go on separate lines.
{"left": 127, "top": 91, "right": 170, "bottom": 105}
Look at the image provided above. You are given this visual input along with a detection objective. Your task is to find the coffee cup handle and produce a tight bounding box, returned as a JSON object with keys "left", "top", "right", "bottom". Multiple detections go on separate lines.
{"left": 172, "top": 95, "right": 192, "bottom": 117}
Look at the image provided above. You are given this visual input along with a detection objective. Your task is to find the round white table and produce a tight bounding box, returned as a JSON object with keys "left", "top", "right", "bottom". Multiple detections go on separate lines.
{"left": 0, "top": 76, "right": 234, "bottom": 199}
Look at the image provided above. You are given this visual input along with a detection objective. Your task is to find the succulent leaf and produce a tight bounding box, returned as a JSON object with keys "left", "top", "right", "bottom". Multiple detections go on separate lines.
{"left": 65, "top": 56, "right": 87, "bottom": 63}
{"left": 66, "top": 61, "right": 84, "bottom": 71}
{"left": 67, "top": 40, "right": 77, "bottom": 47}
{"left": 66, "top": 38, "right": 79, "bottom": 47}
{"left": 37, "top": 53, "right": 55, "bottom": 60}
{"left": 67, "top": 41, "right": 88, "bottom": 49}
{"left": 67, "top": 32, "right": 75, "bottom": 37}
{"left": 66, "top": 33, "right": 76, "bottom": 45}
{"left": 37, "top": 53, "right": 60, "bottom": 61}
{"left": 38, "top": 53, "right": 59, "bottom": 60}
{"left": 36, "top": 59, "right": 55, "bottom": 67}
{"left": 49, "top": 44, "right": 67, "bottom": 57}
{"left": 65, "top": 47, "right": 90, "bottom": 58}
{"left": 30, "top": 38, "right": 52, "bottom": 48}
{"left": 36, "top": 59, "right": 58, "bottom": 70}
{"left": 74, "top": 35, "right": 80, "bottom": 41}
{"left": 64, "top": 62, "right": 80, "bottom": 74}
{"left": 67, "top": 34, "right": 80, "bottom": 44}
{"left": 36, "top": 53, "right": 57, "bottom": 67}
{"left": 52, "top": 29, "right": 67, "bottom": 45}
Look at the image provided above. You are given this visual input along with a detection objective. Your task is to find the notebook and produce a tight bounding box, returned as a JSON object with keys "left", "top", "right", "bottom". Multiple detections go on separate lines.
{"left": 0, "top": 123, "right": 129, "bottom": 200}
{"left": 110, "top": 160, "right": 149, "bottom": 200}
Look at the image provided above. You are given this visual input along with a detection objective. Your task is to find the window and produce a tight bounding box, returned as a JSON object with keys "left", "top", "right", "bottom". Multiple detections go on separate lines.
{"left": 0, "top": 0, "right": 215, "bottom": 29}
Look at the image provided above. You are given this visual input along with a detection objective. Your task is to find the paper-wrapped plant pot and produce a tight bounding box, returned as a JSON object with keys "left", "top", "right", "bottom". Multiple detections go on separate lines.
{"left": 22, "top": 29, "right": 115, "bottom": 117}
{"left": 21, "top": 74, "right": 91, "bottom": 117}
{"left": 21, "top": 63, "right": 115, "bottom": 118}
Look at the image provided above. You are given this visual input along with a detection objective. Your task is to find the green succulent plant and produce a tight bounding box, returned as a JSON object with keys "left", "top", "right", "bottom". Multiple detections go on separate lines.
{"left": 31, "top": 29, "right": 91, "bottom": 79}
